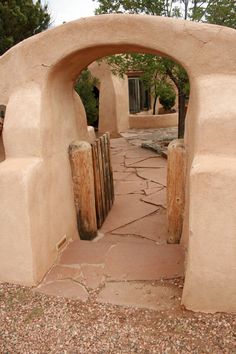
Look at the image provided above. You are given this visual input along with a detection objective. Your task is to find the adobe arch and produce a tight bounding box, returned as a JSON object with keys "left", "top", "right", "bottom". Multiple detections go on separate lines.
{"left": 0, "top": 15, "right": 235, "bottom": 313}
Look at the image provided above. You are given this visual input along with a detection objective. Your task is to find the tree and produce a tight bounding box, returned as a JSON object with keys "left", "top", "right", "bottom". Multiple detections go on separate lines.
{"left": 0, "top": 0, "right": 51, "bottom": 55}
{"left": 94, "top": 0, "right": 165, "bottom": 15}
{"left": 95, "top": 0, "right": 191, "bottom": 137}
{"left": 75, "top": 69, "right": 100, "bottom": 126}
{"left": 206, "top": 0, "right": 236, "bottom": 29}
{"left": 94, "top": 0, "right": 235, "bottom": 137}
{"left": 159, "top": 83, "right": 177, "bottom": 111}
{"left": 105, "top": 53, "right": 178, "bottom": 115}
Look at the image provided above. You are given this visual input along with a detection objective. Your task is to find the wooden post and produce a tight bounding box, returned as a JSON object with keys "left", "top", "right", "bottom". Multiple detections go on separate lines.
{"left": 69, "top": 141, "right": 97, "bottom": 240}
{"left": 167, "top": 139, "right": 186, "bottom": 244}
{"left": 106, "top": 132, "right": 115, "bottom": 203}
{"left": 104, "top": 132, "right": 112, "bottom": 209}
{"left": 96, "top": 138, "right": 106, "bottom": 223}
{"left": 91, "top": 141, "right": 103, "bottom": 228}
{"left": 100, "top": 135, "right": 108, "bottom": 215}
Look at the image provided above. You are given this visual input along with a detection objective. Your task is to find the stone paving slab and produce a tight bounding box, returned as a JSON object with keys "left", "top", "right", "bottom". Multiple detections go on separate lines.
{"left": 141, "top": 188, "right": 167, "bottom": 208}
{"left": 143, "top": 185, "right": 164, "bottom": 196}
{"left": 114, "top": 180, "right": 147, "bottom": 195}
{"left": 120, "top": 128, "right": 177, "bottom": 145}
{"left": 97, "top": 233, "right": 157, "bottom": 245}
{"left": 113, "top": 171, "right": 143, "bottom": 181}
{"left": 125, "top": 157, "right": 167, "bottom": 169}
{"left": 110, "top": 138, "right": 129, "bottom": 148}
{"left": 136, "top": 168, "right": 167, "bottom": 186}
{"left": 43, "top": 265, "right": 83, "bottom": 283}
{"left": 104, "top": 243, "right": 184, "bottom": 281}
{"left": 80, "top": 264, "right": 105, "bottom": 290}
{"left": 111, "top": 210, "right": 167, "bottom": 243}
{"left": 35, "top": 280, "right": 89, "bottom": 301}
{"left": 111, "top": 154, "right": 124, "bottom": 165}
{"left": 97, "top": 281, "right": 181, "bottom": 310}
{"left": 59, "top": 240, "right": 112, "bottom": 265}
{"left": 112, "top": 164, "right": 136, "bottom": 172}
{"left": 125, "top": 148, "right": 157, "bottom": 159}
{"left": 100, "top": 194, "right": 158, "bottom": 234}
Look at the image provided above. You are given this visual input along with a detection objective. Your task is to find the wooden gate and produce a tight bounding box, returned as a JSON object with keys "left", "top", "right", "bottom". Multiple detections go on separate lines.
{"left": 69, "top": 132, "right": 114, "bottom": 240}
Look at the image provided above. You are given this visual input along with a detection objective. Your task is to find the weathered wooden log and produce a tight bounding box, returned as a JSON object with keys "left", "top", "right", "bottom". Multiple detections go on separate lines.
{"left": 91, "top": 141, "right": 103, "bottom": 228}
{"left": 68, "top": 141, "right": 97, "bottom": 240}
{"left": 96, "top": 138, "right": 106, "bottom": 223}
{"left": 167, "top": 139, "right": 186, "bottom": 244}
{"left": 106, "top": 132, "right": 115, "bottom": 203}
{"left": 100, "top": 134, "right": 109, "bottom": 216}
{"left": 102, "top": 133, "right": 111, "bottom": 211}
{"left": 104, "top": 132, "right": 112, "bottom": 209}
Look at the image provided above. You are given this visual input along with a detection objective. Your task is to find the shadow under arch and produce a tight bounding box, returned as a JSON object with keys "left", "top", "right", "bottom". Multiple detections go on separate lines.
{"left": 0, "top": 15, "right": 235, "bottom": 313}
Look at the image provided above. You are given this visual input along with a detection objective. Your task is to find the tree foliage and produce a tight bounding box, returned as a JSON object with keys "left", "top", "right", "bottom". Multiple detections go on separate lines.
{"left": 159, "top": 83, "right": 176, "bottom": 111}
{"left": 94, "top": 0, "right": 235, "bottom": 137}
{"left": 75, "top": 69, "right": 100, "bottom": 126}
{"left": 94, "top": 0, "right": 165, "bottom": 15}
{"left": 206, "top": 0, "right": 236, "bottom": 29}
{"left": 0, "top": 0, "right": 51, "bottom": 55}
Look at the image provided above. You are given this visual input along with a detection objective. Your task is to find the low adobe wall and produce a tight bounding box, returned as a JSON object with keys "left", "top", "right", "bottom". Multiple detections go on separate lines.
{"left": 129, "top": 113, "right": 178, "bottom": 129}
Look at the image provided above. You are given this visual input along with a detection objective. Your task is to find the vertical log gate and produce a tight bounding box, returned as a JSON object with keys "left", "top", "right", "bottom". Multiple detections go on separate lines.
{"left": 69, "top": 132, "right": 114, "bottom": 240}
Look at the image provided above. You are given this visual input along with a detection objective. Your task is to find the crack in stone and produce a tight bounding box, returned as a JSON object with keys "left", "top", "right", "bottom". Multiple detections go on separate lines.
{"left": 124, "top": 156, "right": 164, "bottom": 167}
{"left": 110, "top": 232, "right": 162, "bottom": 244}
{"left": 141, "top": 199, "right": 167, "bottom": 209}
{"left": 106, "top": 209, "right": 161, "bottom": 234}
{"left": 135, "top": 168, "right": 166, "bottom": 187}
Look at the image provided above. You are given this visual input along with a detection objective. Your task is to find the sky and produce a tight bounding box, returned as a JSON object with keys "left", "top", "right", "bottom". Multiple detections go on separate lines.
{"left": 42, "top": 0, "right": 98, "bottom": 26}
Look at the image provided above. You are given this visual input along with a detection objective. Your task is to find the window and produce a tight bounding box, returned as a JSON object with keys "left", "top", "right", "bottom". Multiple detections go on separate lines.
{"left": 128, "top": 77, "right": 150, "bottom": 113}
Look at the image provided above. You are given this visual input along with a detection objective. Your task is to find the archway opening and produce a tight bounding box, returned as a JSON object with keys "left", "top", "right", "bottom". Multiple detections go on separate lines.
{"left": 46, "top": 44, "right": 190, "bottom": 294}
{"left": 81, "top": 51, "right": 188, "bottom": 244}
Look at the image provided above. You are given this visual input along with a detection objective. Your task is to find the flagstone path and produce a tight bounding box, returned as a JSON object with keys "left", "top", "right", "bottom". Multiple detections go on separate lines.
{"left": 36, "top": 131, "right": 184, "bottom": 310}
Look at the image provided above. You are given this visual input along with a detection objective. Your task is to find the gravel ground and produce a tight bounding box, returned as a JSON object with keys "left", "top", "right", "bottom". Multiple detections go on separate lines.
{"left": 0, "top": 282, "right": 235, "bottom": 354}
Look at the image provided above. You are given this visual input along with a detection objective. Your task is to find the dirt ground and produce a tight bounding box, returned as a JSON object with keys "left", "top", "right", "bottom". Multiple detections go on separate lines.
{"left": 0, "top": 281, "right": 235, "bottom": 354}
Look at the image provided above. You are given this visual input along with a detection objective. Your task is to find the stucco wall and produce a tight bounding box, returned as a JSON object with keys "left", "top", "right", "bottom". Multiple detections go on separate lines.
{"left": 129, "top": 113, "right": 178, "bottom": 129}
{"left": 89, "top": 61, "right": 129, "bottom": 134}
{"left": 0, "top": 15, "right": 235, "bottom": 313}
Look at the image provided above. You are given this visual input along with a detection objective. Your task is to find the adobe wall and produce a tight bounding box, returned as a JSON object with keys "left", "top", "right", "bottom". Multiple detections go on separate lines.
{"left": 129, "top": 113, "right": 178, "bottom": 129}
{"left": 0, "top": 15, "right": 235, "bottom": 313}
{"left": 89, "top": 61, "right": 129, "bottom": 134}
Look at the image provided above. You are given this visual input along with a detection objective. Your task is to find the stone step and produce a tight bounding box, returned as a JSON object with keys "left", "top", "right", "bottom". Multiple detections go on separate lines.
{"left": 58, "top": 240, "right": 184, "bottom": 281}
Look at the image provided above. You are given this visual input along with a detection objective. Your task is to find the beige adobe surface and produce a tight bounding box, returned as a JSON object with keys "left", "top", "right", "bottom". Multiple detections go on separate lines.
{"left": 0, "top": 15, "right": 235, "bottom": 313}
{"left": 89, "top": 61, "right": 129, "bottom": 134}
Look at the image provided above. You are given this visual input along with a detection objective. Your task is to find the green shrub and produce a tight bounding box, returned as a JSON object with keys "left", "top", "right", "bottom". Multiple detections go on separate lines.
{"left": 159, "top": 84, "right": 176, "bottom": 111}
{"left": 75, "top": 70, "right": 99, "bottom": 126}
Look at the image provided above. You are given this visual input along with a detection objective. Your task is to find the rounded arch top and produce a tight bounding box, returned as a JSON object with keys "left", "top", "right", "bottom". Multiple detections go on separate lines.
{"left": 0, "top": 14, "right": 235, "bottom": 100}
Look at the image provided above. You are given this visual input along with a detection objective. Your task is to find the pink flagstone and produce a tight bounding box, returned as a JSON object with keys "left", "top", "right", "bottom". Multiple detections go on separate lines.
{"left": 141, "top": 188, "right": 167, "bottom": 208}
{"left": 35, "top": 280, "right": 89, "bottom": 301}
{"left": 111, "top": 210, "right": 167, "bottom": 243}
{"left": 100, "top": 194, "right": 158, "bottom": 233}
{"left": 136, "top": 168, "right": 167, "bottom": 186}
{"left": 104, "top": 243, "right": 184, "bottom": 281}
